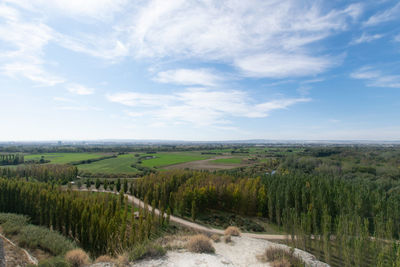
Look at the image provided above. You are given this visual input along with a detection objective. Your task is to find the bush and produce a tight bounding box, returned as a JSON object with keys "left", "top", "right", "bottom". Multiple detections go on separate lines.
{"left": 38, "top": 256, "right": 70, "bottom": 267}
{"left": 95, "top": 255, "right": 114, "bottom": 263}
{"left": 65, "top": 249, "right": 90, "bottom": 267}
{"left": 186, "top": 235, "right": 215, "bottom": 254}
{"left": 224, "top": 226, "right": 240, "bottom": 236}
{"left": 210, "top": 234, "right": 220, "bottom": 243}
{"left": 258, "top": 247, "right": 304, "bottom": 267}
{"left": 0, "top": 213, "right": 29, "bottom": 235}
{"left": 129, "top": 242, "right": 166, "bottom": 261}
{"left": 19, "top": 225, "right": 76, "bottom": 256}
{"left": 116, "top": 254, "right": 129, "bottom": 266}
{"left": 224, "top": 235, "right": 232, "bottom": 243}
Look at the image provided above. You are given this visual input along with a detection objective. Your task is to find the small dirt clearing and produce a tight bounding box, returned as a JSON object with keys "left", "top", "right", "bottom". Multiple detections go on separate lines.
{"left": 132, "top": 236, "right": 329, "bottom": 267}
{"left": 163, "top": 156, "right": 248, "bottom": 171}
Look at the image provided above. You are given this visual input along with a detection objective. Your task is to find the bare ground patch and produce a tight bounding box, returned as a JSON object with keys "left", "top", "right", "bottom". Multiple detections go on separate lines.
{"left": 163, "top": 156, "right": 248, "bottom": 171}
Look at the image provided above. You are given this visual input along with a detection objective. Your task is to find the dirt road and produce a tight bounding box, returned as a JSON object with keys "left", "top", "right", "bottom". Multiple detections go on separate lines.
{"left": 77, "top": 188, "right": 290, "bottom": 241}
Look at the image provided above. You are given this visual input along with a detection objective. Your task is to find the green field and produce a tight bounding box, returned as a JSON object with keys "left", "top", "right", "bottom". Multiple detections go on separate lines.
{"left": 24, "top": 153, "right": 106, "bottom": 164}
{"left": 77, "top": 154, "right": 138, "bottom": 174}
{"left": 141, "top": 152, "right": 210, "bottom": 167}
{"left": 209, "top": 157, "right": 243, "bottom": 164}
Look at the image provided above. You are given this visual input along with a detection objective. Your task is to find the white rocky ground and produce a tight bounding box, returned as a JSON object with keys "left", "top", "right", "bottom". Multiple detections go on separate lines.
{"left": 130, "top": 236, "right": 329, "bottom": 267}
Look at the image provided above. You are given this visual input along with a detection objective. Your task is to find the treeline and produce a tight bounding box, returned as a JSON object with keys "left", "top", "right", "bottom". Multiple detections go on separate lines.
{"left": 1, "top": 164, "right": 78, "bottom": 184}
{"left": 133, "top": 170, "right": 400, "bottom": 266}
{"left": 0, "top": 154, "right": 24, "bottom": 165}
{"left": 0, "top": 179, "right": 169, "bottom": 257}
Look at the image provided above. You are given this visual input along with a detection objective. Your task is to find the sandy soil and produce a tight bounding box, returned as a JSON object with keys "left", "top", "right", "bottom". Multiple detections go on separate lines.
{"left": 0, "top": 235, "right": 34, "bottom": 267}
{"left": 163, "top": 156, "right": 248, "bottom": 170}
{"left": 131, "top": 236, "right": 329, "bottom": 267}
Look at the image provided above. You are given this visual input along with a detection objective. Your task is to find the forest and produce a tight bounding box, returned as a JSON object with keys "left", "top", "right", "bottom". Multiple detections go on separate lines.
{"left": 0, "top": 144, "right": 400, "bottom": 266}
{"left": 0, "top": 178, "right": 168, "bottom": 257}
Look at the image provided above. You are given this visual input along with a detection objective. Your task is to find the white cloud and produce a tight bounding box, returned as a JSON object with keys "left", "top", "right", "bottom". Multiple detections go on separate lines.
{"left": 37, "top": 0, "right": 361, "bottom": 78}
{"left": 364, "top": 2, "right": 400, "bottom": 26}
{"left": 234, "top": 53, "right": 333, "bottom": 78}
{"left": 395, "top": 34, "right": 400, "bottom": 42}
{"left": 4, "top": 0, "right": 127, "bottom": 19}
{"left": 0, "top": 4, "right": 64, "bottom": 86}
{"left": 351, "top": 66, "right": 400, "bottom": 88}
{"left": 124, "top": 1, "right": 361, "bottom": 78}
{"left": 53, "top": 97, "right": 74, "bottom": 103}
{"left": 67, "top": 84, "right": 95, "bottom": 95}
{"left": 107, "top": 88, "right": 310, "bottom": 126}
{"left": 57, "top": 35, "right": 129, "bottom": 61}
{"left": 350, "top": 32, "right": 383, "bottom": 45}
{"left": 155, "top": 68, "right": 222, "bottom": 86}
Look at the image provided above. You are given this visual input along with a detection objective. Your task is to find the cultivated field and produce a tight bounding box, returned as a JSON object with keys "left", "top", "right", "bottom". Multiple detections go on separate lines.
{"left": 77, "top": 154, "right": 138, "bottom": 174}
{"left": 140, "top": 152, "right": 211, "bottom": 168}
{"left": 24, "top": 153, "right": 106, "bottom": 164}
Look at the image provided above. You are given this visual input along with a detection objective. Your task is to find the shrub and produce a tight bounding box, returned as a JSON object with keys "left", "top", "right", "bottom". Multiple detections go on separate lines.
{"left": 116, "top": 254, "right": 129, "bottom": 267}
{"left": 0, "top": 213, "right": 29, "bottom": 235}
{"left": 258, "top": 247, "right": 304, "bottom": 267}
{"left": 210, "top": 234, "right": 221, "bottom": 243}
{"left": 186, "top": 234, "right": 215, "bottom": 254}
{"left": 224, "top": 235, "right": 232, "bottom": 243}
{"left": 95, "top": 255, "right": 114, "bottom": 263}
{"left": 129, "top": 242, "right": 166, "bottom": 261}
{"left": 224, "top": 226, "right": 241, "bottom": 236}
{"left": 19, "top": 225, "right": 76, "bottom": 256}
{"left": 65, "top": 249, "right": 90, "bottom": 267}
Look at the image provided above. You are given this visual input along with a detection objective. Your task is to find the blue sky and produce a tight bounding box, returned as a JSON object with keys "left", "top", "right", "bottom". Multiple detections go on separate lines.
{"left": 0, "top": 0, "right": 400, "bottom": 141}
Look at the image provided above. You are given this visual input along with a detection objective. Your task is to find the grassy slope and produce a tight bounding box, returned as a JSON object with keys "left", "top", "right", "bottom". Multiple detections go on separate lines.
{"left": 141, "top": 152, "right": 210, "bottom": 167}
{"left": 24, "top": 153, "right": 105, "bottom": 164}
{"left": 77, "top": 154, "right": 138, "bottom": 174}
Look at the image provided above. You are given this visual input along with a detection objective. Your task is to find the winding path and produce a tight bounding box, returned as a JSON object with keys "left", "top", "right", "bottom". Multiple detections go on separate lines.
{"left": 77, "top": 188, "right": 291, "bottom": 240}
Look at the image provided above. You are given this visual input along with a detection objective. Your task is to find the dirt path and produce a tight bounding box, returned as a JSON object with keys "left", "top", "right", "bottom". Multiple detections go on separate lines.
{"left": 77, "top": 189, "right": 290, "bottom": 241}
{"left": 0, "top": 233, "right": 38, "bottom": 266}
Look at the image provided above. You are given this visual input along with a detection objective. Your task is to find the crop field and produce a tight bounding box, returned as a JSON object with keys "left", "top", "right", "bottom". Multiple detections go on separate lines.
{"left": 140, "top": 152, "right": 211, "bottom": 168}
{"left": 77, "top": 154, "right": 138, "bottom": 174}
{"left": 24, "top": 153, "right": 106, "bottom": 164}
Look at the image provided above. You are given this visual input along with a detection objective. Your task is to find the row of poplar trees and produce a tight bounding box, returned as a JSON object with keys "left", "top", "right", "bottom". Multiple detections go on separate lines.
{"left": 0, "top": 154, "right": 24, "bottom": 165}
{"left": 0, "top": 178, "right": 168, "bottom": 257}
{"left": 1, "top": 164, "right": 78, "bottom": 184}
{"left": 133, "top": 170, "right": 400, "bottom": 267}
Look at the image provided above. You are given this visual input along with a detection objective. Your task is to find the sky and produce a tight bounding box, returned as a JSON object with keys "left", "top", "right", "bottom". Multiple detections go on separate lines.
{"left": 0, "top": 0, "right": 400, "bottom": 141}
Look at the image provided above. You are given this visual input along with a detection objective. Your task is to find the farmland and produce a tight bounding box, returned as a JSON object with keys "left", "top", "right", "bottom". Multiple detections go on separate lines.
{"left": 140, "top": 152, "right": 211, "bottom": 168}
{"left": 76, "top": 153, "right": 139, "bottom": 174}
{"left": 24, "top": 152, "right": 106, "bottom": 164}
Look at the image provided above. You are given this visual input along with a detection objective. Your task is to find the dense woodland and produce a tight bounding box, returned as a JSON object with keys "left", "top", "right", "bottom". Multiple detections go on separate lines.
{"left": 1, "top": 164, "right": 78, "bottom": 184}
{"left": 0, "top": 178, "right": 168, "bottom": 257}
{"left": 133, "top": 169, "right": 400, "bottom": 266}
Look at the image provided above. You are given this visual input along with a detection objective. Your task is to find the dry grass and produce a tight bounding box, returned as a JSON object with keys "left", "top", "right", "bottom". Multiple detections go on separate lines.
{"left": 210, "top": 234, "right": 221, "bottom": 243}
{"left": 258, "top": 247, "right": 304, "bottom": 267}
{"left": 223, "top": 235, "right": 232, "bottom": 243}
{"left": 116, "top": 253, "right": 129, "bottom": 266}
{"left": 224, "top": 226, "right": 241, "bottom": 236}
{"left": 65, "top": 249, "right": 90, "bottom": 267}
{"left": 95, "top": 255, "right": 114, "bottom": 263}
{"left": 271, "top": 258, "right": 291, "bottom": 267}
{"left": 186, "top": 234, "right": 215, "bottom": 254}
